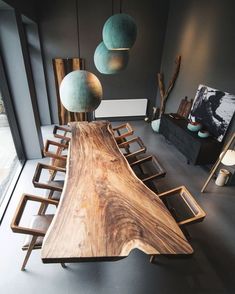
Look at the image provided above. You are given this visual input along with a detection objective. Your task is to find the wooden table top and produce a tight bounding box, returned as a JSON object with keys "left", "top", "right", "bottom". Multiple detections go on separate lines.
{"left": 41, "top": 121, "right": 193, "bottom": 263}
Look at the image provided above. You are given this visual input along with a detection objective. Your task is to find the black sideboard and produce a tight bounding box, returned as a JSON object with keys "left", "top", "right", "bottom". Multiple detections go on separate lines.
{"left": 159, "top": 114, "right": 222, "bottom": 165}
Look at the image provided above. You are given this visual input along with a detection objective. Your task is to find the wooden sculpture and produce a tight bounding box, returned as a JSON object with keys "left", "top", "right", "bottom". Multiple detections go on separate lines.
{"left": 158, "top": 55, "right": 181, "bottom": 117}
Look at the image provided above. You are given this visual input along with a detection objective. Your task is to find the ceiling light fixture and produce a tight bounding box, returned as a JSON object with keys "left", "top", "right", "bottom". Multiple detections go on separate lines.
{"left": 102, "top": 0, "right": 137, "bottom": 51}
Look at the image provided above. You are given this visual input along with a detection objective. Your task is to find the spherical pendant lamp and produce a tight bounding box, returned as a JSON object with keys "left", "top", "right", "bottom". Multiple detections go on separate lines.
{"left": 94, "top": 42, "right": 129, "bottom": 74}
{"left": 60, "top": 70, "right": 102, "bottom": 112}
{"left": 102, "top": 13, "right": 137, "bottom": 50}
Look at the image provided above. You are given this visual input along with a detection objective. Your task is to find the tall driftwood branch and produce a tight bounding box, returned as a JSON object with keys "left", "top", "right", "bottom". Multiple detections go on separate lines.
{"left": 158, "top": 55, "right": 181, "bottom": 117}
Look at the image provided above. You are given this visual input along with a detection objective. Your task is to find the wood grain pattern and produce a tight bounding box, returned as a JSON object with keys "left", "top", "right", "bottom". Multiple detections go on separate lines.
{"left": 53, "top": 58, "right": 86, "bottom": 124}
{"left": 41, "top": 121, "right": 193, "bottom": 263}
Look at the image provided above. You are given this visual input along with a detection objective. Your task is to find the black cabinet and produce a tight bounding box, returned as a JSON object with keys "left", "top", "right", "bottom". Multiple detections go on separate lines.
{"left": 159, "top": 114, "right": 222, "bottom": 165}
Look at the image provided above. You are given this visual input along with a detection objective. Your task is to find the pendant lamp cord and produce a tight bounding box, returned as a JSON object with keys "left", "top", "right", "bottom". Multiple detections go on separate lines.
{"left": 120, "top": 0, "right": 123, "bottom": 13}
{"left": 112, "top": 0, "right": 114, "bottom": 15}
{"left": 76, "top": 0, "right": 81, "bottom": 58}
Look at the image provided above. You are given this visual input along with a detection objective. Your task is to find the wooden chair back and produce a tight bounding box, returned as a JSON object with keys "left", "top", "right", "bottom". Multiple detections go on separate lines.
{"left": 53, "top": 125, "right": 71, "bottom": 142}
{"left": 32, "top": 163, "right": 66, "bottom": 192}
{"left": 118, "top": 137, "right": 146, "bottom": 159}
{"left": 130, "top": 155, "right": 166, "bottom": 182}
{"left": 112, "top": 123, "right": 134, "bottom": 143}
{"left": 158, "top": 186, "right": 206, "bottom": 226}
{"left": 11, "top": 194, "right": 58, "bottom": 236}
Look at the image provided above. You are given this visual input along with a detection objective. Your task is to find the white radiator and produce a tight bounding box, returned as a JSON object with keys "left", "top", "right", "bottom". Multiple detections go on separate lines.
{"left": 95, "top": 99, "right": 148, "bottom": 118}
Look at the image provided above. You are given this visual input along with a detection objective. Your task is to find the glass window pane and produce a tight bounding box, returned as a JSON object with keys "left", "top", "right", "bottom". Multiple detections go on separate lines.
{"left": 0, "top": 91, "right": 20, "bottom": 206}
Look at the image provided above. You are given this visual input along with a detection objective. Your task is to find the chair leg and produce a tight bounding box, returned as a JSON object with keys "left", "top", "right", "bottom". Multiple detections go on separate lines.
{"left": 181, "top": 227, "right": 191, "bottom": 241}
{"left": 21, "top": 236, "right": 38, "bottom": 271}
{"left": 38, "top": 190, "right": 54, "bottom": 215}
{"left": 49, "top": 170, "right": 57, "bottom": 181}
{"left": 61, "top": 263, "right": 67, "bottom": 269}
{"left": 150, "top": 255, "right": 155, "bottom": 263}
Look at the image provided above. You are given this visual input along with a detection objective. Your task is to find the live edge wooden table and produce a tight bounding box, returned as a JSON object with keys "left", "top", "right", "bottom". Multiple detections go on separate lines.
{"left": 41, "top": 121, "right": 193, "bottom": 263}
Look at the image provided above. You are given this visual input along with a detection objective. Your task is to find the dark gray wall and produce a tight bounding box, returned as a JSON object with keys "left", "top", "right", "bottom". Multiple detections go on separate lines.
{"left": 159, "top": 0, "right": 235, "bottom": 137}
{"left": 3, "top": 0, "right": 36, "bottom": 20}
{"left": 24, "top": 20, "right": 51, "bottom": 125}
{"left": 0, "top": 10, "right": 42, "bottom": 158}
{"left": 38, "top": 0, "right": 170, "bottom": 123}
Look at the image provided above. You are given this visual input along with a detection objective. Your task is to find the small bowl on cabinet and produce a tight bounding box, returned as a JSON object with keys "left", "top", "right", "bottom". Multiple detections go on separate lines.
{"left": 187, "top": 121, "right": 202, "bottom": 132}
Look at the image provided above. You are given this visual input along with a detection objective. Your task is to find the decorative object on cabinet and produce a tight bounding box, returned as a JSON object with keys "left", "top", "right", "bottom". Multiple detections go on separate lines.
{"left": 187, "top": 121, "right": 202, "bottom": 132}
{"left": 189, "top": 84, "right": 235, "bottom": 142}
{"left": 201, "top": 132, "right": 235, "bottom": 192}
{"left": 177, "top": 96, "right": 193, "bottom": 118}
{"left": 159, "top": 114, "right": 222, "bottom": 165}
{"left": 198, "top": 130, "right": 210, "bottom": 138}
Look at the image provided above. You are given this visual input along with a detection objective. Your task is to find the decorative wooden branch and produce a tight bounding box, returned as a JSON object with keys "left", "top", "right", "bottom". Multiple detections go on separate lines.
{"left": 158, "top": 55, "right": 181, "bottom": 117}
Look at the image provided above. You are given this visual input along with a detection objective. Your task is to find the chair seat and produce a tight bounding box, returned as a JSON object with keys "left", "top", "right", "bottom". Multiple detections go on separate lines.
{"left": 22, "top": 214, "right": 54, "bottom": 250}
{"left": 49, "top": 158, "right": 66, "bottom": 169}
{"left": 46, "top": 189, "right": 62, "bottom": 201}
{"left": 46, "top": 180, "right": 64, "bottom": 189}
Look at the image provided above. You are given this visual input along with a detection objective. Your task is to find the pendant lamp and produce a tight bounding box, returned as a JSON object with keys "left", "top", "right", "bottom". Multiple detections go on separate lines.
{"left": 102, "top": 13, "right": 137, "bottom": 50}
{"left": 94, "top": 41, "right": 129, "bottom": 74}
{"left": 59, "top": 0, "right": 103, "bottom": 113}
{"left": 60, "top": 70, "right": 102, "bottom": 113}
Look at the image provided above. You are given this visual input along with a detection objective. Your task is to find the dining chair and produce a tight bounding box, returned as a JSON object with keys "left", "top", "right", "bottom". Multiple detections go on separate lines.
{"left": 112, "top": 123, "right": 134, "bottom": 144}
{"left": 158, "top": 186, "right": 206, "bottom": 227}
{"left": 10, "top": 194, "right": 61, "bottom": 271}
{"left": 118, "top": 137, "right": 146, "bottom": 160}
{"left": 129, "top": 155, "right": 166, "bottom": 194}
{"left": 44, "top": 139, "right": 68, "bottom": 179}
{"left": 53, "top": 125, "right": 71, "bottom": 142}
{"left": 150, "top": 186, "right": 206, "bottom": 263}
{"left": 130, "top": 155, "right": 166, "bottom": 183}
{"left": 32, "top": 163, "right": 66, "bottom": 211}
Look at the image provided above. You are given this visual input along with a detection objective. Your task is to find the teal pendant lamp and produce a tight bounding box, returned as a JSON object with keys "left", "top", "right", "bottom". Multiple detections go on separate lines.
{"left": 94, "top": 41, "right": 129, "bottom": 74}
{"left": 102, "top": 13, "right": 137, "bottom": 50}
{"left": 60, "top": 70, "right": 102, "bottom": 112}
{"left": 59, "top": 0, "right": 103, "bottom": 113}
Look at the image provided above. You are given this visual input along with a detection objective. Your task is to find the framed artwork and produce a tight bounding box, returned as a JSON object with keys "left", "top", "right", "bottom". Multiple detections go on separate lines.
{"left": 189, "top": 84, "right": 235, "bottom": 142}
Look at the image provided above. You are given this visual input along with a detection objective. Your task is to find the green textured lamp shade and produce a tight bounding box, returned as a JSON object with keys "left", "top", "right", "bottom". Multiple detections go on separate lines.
{"left": 102, "top": 13, "right": 137, "bottom": 50}
{"left": 59, "top": 70, "right": 102, "bottom": 112}
{"left": 94, "top": 42, "right": 129, "bottom": 74}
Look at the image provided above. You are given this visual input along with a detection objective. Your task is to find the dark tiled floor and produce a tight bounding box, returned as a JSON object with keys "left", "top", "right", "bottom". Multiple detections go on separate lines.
{"left": 0, "top": 121, "right": 234, "bottom": 294}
